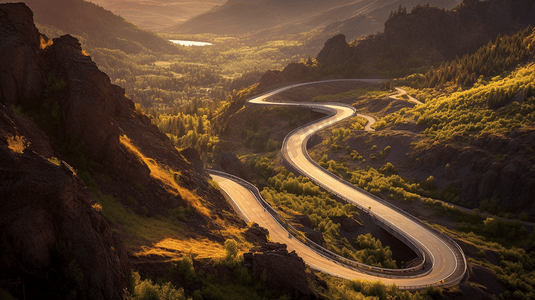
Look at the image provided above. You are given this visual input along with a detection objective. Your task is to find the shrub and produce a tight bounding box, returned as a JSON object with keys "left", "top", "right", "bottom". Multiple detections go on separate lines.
{"left": 7, "top": 135, "right": 30, "bottom": 154}
{"left": 169, "top": 206, "right": 190, "bottom": 222}
{"left": 172, "top": 255, "right": 197, "bottom": 283}
{"left": 126, "top": 272, "right": 186, "bottom": 300}
{"left": 224, "top": 239, "right": 238, "bottom": 260}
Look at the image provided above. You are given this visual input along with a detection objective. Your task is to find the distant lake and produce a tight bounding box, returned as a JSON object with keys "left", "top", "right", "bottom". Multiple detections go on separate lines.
{"left": 169, "top": 40, "right": 212, "bottom": 46}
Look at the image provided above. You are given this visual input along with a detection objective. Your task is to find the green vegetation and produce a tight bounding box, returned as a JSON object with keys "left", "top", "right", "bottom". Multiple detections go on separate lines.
{"left": 6, "top": 135, "right": 30, "bottom": 154}
{"left": 125, "top": 272, "right": 187, "bottom": 300}
{"left": 377, "top": 28, "right": 535, "bottom": 142}
{"left": 320, "top": 276, "right": 443, "bottom": 300}
{"left": 350, "top": 116, "right": 369, "bottom": 131}
{"left": 379, "top": 65, "right": 535, "bottom": 140}
{"left": 126, "top": 242, "right": 292, "bottom": 300}
{"left": 261, "top": 168, "right": 397, "bottom": 268}
{"left": 31, "top": 5, "right": 535, "bottom": 299}
{"left": 429, "top": 220, "right": 535, "bottom": 300}
{"left": 36, "top": 19, "right": 310, "bottom": 158}
{"left": 318, "top": 152, "right": 459, "bottom": 203}
{"left": 398, "top": 26, "right": 535, "bottom": 90}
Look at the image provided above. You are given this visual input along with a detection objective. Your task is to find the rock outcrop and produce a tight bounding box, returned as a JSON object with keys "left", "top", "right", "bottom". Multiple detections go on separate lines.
{"left": 48, "top": 34, "right": 152, "bottom": 186}
{"left": 244, "top": 223, "right": 270, "bottom": 245}
{"left": 0, "top": 3, "right": 151, "bottom": 186}
{"left": 214, "top": 151, "right": 252, "bottom": 182}
{"left": 316, "top": 34, "right": 353, "bottom": 68}
{"left": 290, "top": 214, "right": 326, "bottom": 247}
{"left": 0, "top": 3, "right": 44, "bottom": 107}
{"left": 257, "top": 62, "right": 314, "bottom": 93}
{"left": 243, "top": 243, "right": 315, "bottom": 299}
{"left": 0, "top": 103, "right": 131, "bottom": 300}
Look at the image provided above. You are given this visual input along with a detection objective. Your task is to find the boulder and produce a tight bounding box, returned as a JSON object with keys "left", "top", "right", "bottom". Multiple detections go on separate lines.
{"left": 291, "top": 214, "right": 314, "bottom": 229}
{"left": 244, "top": 223, "right": 269, "bottom": 245}
{"left": 244, "top": 243, "right": 315, "bottom": 299}
{"left": 330, "top": 215, "right": 362, "bottom": 232}
{"left": 303, "top": 229, "right": 326, "bottom": 248}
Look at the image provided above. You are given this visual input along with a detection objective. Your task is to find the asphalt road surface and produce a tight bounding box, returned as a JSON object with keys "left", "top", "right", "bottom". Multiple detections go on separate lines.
{"left": 212, "top": 79, "right": 466, "bottom": 289}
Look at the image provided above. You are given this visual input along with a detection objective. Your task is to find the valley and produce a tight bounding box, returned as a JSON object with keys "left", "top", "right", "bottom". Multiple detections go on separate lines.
{"left": 1, "top": 0, "right": 535, "bottom": 300}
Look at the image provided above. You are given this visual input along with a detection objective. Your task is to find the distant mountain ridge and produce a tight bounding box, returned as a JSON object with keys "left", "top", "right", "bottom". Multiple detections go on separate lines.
{"left": 2, "top": 0, "right": 178, "bottom": 54}
{"left": 168, "top": 0, "right": 462, "bottom": 41}
{"left": 86, "top": 0, "right": 226, "bottom": 32}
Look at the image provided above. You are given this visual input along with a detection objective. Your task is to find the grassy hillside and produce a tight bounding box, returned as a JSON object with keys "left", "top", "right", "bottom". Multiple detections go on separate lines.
{"left": 170, "top": 0, "right": 461, "bottom": 48}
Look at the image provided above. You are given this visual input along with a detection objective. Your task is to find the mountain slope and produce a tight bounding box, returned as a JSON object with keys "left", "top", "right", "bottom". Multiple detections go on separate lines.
{"left": 86, "top": 0, "right": 226, "bottom": 32}
{"left": 315, "top": 0, "right": 535, "bottom": 77}
{"left": 0, "top": 3, "right": 245, "bottom": 298}
{"left": 2, "top": 0, "right": 177, "bottom": 54}
{"left": 168, "top": 0, "right": 461, "bottom": 40}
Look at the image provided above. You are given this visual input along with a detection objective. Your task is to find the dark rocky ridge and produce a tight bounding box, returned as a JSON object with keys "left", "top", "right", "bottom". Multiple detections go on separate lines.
{"left": 0, "top": 3, "right": 236, "bottom": 298}
{"left": 317, "top": 0, "right": 535, "bottom": 74}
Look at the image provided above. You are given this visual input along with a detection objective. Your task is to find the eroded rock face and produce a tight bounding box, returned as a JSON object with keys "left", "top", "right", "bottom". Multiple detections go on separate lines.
{"left": 257, "top": 62, "right": 314, "bottom": 92}
{"left": 0, "top": 3, "right": 43, "bottom": 107}
{"left": 316, "top": 34, "right": 352, "bottom": 68}
{"left": 0, "top": 103, "right": 131, "bottom": 300}
{"left": 411, "top": 129, "right": 535, "bottom": 215}
{"left": 214, "top": 151, "right": 252, "bottom": 182}
{"left": 244, "top": 223, "right": 269, "bottom": 245}
{"left": 243, "top": 243, "right": 315, "bottom": 299}
{"left": 0, "top": 3, "right": 151, "bottom": 186}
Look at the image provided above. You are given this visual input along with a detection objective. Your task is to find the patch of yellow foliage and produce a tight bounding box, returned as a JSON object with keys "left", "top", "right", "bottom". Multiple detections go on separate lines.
{"left": 7, "top": 135, "right": 29, "bottom": 154}
{"left": 135, "top": 238, "right": 226, "bottom": 260}
{"left": 39, "top": 35, "right": 53, "bottom": 50}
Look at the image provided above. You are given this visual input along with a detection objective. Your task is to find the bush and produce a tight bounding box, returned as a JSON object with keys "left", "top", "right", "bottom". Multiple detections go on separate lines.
{"left": 126, "top": 272, "right": 186, "bottom": 300}
{"left": 224, "top": 239, "right": 238, "bottom": 260}
{"left": 169, "top": 206, "right": 190, "bottom": 222}
{"left": 172, "top": 255, "right": 197, "bottom": 283}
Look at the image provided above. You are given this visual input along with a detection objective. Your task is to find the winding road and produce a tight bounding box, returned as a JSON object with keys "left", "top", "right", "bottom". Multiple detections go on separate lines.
{"left": 210, "top": 79, "right": 466, "bottom": 290}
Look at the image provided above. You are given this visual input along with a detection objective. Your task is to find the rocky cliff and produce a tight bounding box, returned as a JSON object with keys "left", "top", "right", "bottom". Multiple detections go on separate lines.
{"left": 0, "top": 3, "right": 234, "bottom": 299}
{"left": 0, "top": 104, "right": 131, "bottom": 300}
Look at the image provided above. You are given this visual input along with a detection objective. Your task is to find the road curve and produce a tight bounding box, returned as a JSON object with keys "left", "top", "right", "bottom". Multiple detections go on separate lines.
{"left": 212, "top": 79, "right": 466, "bottom": 289}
